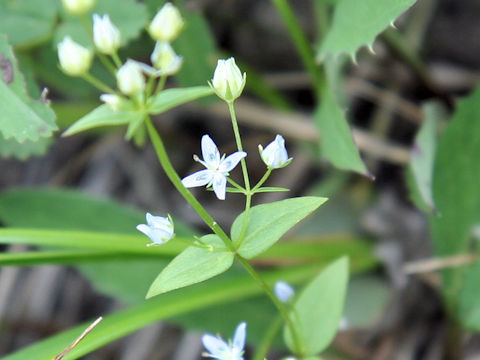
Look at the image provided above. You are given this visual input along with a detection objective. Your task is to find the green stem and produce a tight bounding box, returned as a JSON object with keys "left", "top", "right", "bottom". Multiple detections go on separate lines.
{"left": 271, "top": 0, "right": 323, "bottom": 95}
{"left": 227, "top": 178, "right": 247, "bottom": 193}
{"left": 112, "top": 52, "right": 122, "bottom": 68}
{"left": 145, "top": 117, "right": 234, "bottom": 252}
{"left": 154, "top": 75, "right": 168, "bottom": 97}
{"left": 97, "top": 53, "right": 117, "bottom": 75}
{"left": 81, "top": 73, "right": 117, "bottom": 94}
{"left": 252, "top": 168, "right": 273, "bottom": 192}
{"left": 252, "top": 315, "right": 283, "bottom": 360}
{"left": 236, "top": 255, "right": 305, "bottom": 356}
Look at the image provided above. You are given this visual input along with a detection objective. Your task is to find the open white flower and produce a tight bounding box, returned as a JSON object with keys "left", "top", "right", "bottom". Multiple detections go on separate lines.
{"left": 182, "top": 135, "right": 246, "bottom": 200}
{"left": 93, "top": 14, "right": 121, "bottom": 55}
{"left": 202, "top": 322, "right": 246, "bottom": 360}
{"left": 258, "top": 134, "right": 292, "bottom": 169}
{"left": 136, "top": 213, "right": 174, "bottom": 246}
{"left": 274, "top": 281, "right": 295, "bottom": 303}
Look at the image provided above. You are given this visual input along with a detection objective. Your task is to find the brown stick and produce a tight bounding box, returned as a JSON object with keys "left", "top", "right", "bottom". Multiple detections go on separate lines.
{"left": 403, "top": 254, "right": 480, "bottom": 274}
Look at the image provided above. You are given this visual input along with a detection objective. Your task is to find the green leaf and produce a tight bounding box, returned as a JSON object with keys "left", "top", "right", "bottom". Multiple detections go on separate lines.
{"left": 255, "top": 186, "right": 290, "bottom": 193}
{"left": 146, "top": 234, "right": 234, "bottom": 298}
{"left": 233, "top": 197, "right": 328, "bottom": 259}
{"left": 63, "top": 105, "right": 143, "bottom": 136}
{"left": 430, "top": 85, "right": 480, "bottom": 310}
{"left": 407, "top": 102, "right": 442, "bottom": 212}
{"left": 459, "top": 260, "right": 480, "bottom": 330}
{"left": 0, "top": 135, "right": 52, "bottom": 160}
{"left": 314, "top": 87, "right": 368, "bottom": 176}
{"left": 148, "top": 86, "right": 214, "bottom": 114}
{"left": 284, "top": 257, "right": 349, "bottom": 356}
{"left": 0, "top": 0, "right": 57, "bottom": 48}
{"left": 55, "top": 0, "right": 148, "bottom": 47}
{"left": 317, "top": 0, "right": 417, "bottom": 61}
{"left": 0, "top": 35, "right": 57, "bottom": 142}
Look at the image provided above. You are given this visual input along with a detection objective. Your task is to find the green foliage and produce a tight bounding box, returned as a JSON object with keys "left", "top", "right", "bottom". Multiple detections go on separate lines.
{"left": 284, "top": 257, "right": 349, "bottom": 356}
{"left": 314, "top": 87, "right": 368, "bottom": 176}
{"left": 0, "top": 0, "right": 58, "bottom": 48}
{"left": 146, "top": 235, "right": 234, "bottom": 298}
{"left": 430, "top": 85, "right": 480, "bottom": 314}
{"left": 0, "top": 35, "right": 57, "bottom": 143}
{"left": 459, "top": 261, "right": 480, "bottom": 330}
{"left": 232, "top": 197, "right": 328, "bottom": 259}
{"left": 317, "top": 0, "right": 417, "bottom": 61}
{"left": 148, "top": 86, "right": 214, "bottom": 113}
{"left": 0, "top": 135, "right": 52, "bottom": 159}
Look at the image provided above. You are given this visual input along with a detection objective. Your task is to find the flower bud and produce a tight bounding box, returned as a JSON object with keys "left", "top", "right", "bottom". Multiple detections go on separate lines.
{"left": 93, "top": 14, "right": 121, "bottom": 55}
{"left": 210, "top": 57, "right": 246, "bottom": 102}
{"left": 148, "top": 3, "right": 184, "bottom": 42}
{"left": 57, "top": 36, "right": 93, "bottom": 76}
{"left": 136, "top": 213, "right": 175, "bottom": 246}
{"left": 116, "top": 60, "right": 145, "bottom": 96}
{"left": 99, "top": 94, "right": 123, "bottom": 111}
{"left": 258, "top": 135, "right": 292, "bottom": 169}
{"left": 150, "top": 41, "right": 183, "bottom": 76}
{"left": 274, "top": 281, "right": 295, "bottom": 303}
{"left": 61, "top": 0, "right": 96, "bottom": 15}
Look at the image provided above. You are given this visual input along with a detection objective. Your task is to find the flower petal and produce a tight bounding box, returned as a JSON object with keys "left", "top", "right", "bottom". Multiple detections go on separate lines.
{"left": 202, "top": 334, "right": 229, "bottom": 357}
{"left": 201, "top": 135, "right": 221, "bottom": 168}
{"left": 182, "top": 169, "right": 213, "bottom": 188}
{"left": 212, "top": 173, "right": 227, "bottom": 200}
{"left": 219, "top": 151, "right": 247, "bottom": 172}
{"left": 232, "top": 322, "right": 246, "bottom": 351}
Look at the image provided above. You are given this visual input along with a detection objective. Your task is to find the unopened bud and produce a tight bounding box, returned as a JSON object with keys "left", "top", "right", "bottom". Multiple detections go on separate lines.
{"left": 148, "top": 3, "right": 184, "bottom": 42}
{"left": 57, "top": 36, "right": 93, "bottom": 76}
{"left": 258, "top": 135, "right": 292, "bottom": 169}
{"left": 61, "top": 0, "right": 96, "bottom": 15}
{"left": 210, "top": 57, "right": 246, "bottom": 102}
{"left": 116, "top": 60, "right": 145, "bottom": 95}
{"left": 100, "top": 94, "right": 123, "bottom": 111}
{"left": 93, "top": 14, "right": 121, "bottom": 55}
{"left": 151, "top": 41, "right": 183, "bottom": 76}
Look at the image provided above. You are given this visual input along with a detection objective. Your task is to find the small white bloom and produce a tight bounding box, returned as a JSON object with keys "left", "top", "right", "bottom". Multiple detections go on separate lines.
{"left": 93, "top": 14, "right": 121, "bottom": 55}
{"left": 202, "top": 322, "right": 246, "bottom": 360}
{"left": 148, "top": 3, "right": 184, "bottom": 42}
{"left": 258, "top": 135, "right": 292, "bottom": 169}
{"left": 99, "top": 94, "right": 123, "bottom": 111}
{"left": 57, "top": 36, "right": 93, "bottom": 76}
{"left": 61, "top": 0, "right": 96, "bottom": 14}
{"left": 338, "top": 317, "right": 349, "bottom": 331}
{"left": 210, "top": 58, "right": 246, "bottom": 102}
{"left": 116, "top": 60, "right": 146, "bottom": 95}
{"left": 181, "top": 135, "right": 246, "bottom": 200}
{"left": 274, "top": 281, "right": 295, "bottom": 303}
{"left": 136, "top": 213, "right": 174, "bottom": 245}
{"left": 150, "top": 41, "right": 183, "bottom": 76}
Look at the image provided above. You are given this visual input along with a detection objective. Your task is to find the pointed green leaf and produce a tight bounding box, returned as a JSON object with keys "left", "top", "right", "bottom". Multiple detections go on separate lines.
{"left": 63, "top": 105, "right": 144, "bottom": 136}
{"left": 146, "top": 235, "right": 234, "bottom": 298}
{"left": 0, "top": 35, "right": 57, "bottom": 142}
{"left": 317, "top": 0, "right": 417, "bottom": 61}
{"left": 284, "top": 257, "right": 349, "bottom": 356}
{"left": 233, "top": 197, "right": 328, "bottom": 259}
{"left": 148, "top": 86, "right": 214, "bottom": 114}
{"left": 0, "top": 135, "right": 52, "bottom": 160}
{"left": 315, "top": 87, "right": 368, "bottom": 175}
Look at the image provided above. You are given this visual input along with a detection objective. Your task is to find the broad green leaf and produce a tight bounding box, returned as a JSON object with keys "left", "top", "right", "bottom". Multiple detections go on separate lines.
{"left": 63, "top": 105, "right": 143, "bottom": 136}
{"left": 0, "top": 0, "right": 57, "bottom": 47}
{"left": 317, "top": 0, "right": 417, "bottom": 61}
{"left": 146, "top": 234, "right": 234, "bottom": 298}
{"left": 173, "top": 11, "right": 216, "bottom": 87}
{"left": 430, "top": 85, "right": 480, "bottom": 311}
{"left": 148, "top": 86, "right": 214, "bottom": 114}
{"left": 459, "top": 261, "right": 480, "bottom": 330}
{"left": 233, "top": 197, "right": 328, "bottom": 259}
{"left": 55, "top": 0, "right": 148, "bottom": 47}
{"left": 315, "top": 87, "right": 368, "bottom": 176}
{"left": 2, "top": 263, "right": 320, "bottom": 360}
{"left": 0, "top": 135, "right": 51, "bottom": 159}
{"left": 284, "top": 257, "right": 349, "bottom": 356}
{"left": 0, "top": 35, "right": 57, "bottom": 142}
{"left": 407, "top": 102, "right": 442, "bottom": 212}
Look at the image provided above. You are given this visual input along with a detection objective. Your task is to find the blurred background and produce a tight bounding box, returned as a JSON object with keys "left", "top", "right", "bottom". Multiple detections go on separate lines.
{"left": 1, "top": 0, "right": 480, "bottom": 359}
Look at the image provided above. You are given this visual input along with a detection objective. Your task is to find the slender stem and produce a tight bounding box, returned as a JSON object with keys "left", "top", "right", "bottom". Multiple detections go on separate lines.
{"left": 98, "top": 53, "right": 117, "bottom": 75}
{"left": 271, "top": 0, "right": 323, "bottom": 95}
{"left": 252, "top": 168, "right": 273, "bottom": 192}
{"left": 235, "top": 193, "right": 251, "bottom": 249}
{"left": 154, "top": 75, "right": 168, "bottom": 97}
{"left": 145, "top": 76, "right": 156, "bottom": 99}
{"left": 81, "top": 73, "right": 117, "bottom": 94}
{"left": 112, "top": 52, "right": 122, "bottom": 68}
{"left": 145, "top": 117, "right": 235, "bottom": 252}
{"left": 236, "top": 255, "right": 305, "bottom": 356}
{"left": 227, "top": 178, "right": 246, "bottom": 193}
{"left": 252, "top": 315, "right": 283, "bottom": 360}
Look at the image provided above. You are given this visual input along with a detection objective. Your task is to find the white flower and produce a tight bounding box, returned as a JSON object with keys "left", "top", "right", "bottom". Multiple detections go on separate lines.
{"left": 274, "top": 281, "right": 295, "bottom": 303}
{"left": 57, "top": 36, "right": 93, "bottom": 76}
{"left": 116, "top": 60, "right": 145, "bottom": 95}
{"left": 150, "top": 41, "right": 183, "bottom": 76}
{"left": 99, "top": 94, "right": 123, "bottom": 111}
{"left": 202, "top": 322, "right": 246, "bottom": 360}
{"left": 136, "top": 213, "right": 174, "bottom": 246}
{"left": 210, "top": 58, "right": 246, "bottom": 102}
{"left": 258, "top": 135, "right": 292, "bottom": 169}
{"left": 181, "top": 135, "right": 246, "bottom": 200}
{"left": 93, "top": 14, "right": 121, "bottom": 55}
{"left": 61, "top": 0, "right": 96, "bottom": 15}
{"left": 148, "top": 3, "right": 184, "bottom": 42}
